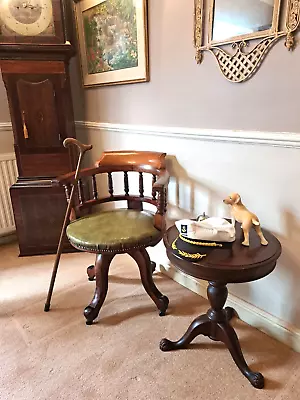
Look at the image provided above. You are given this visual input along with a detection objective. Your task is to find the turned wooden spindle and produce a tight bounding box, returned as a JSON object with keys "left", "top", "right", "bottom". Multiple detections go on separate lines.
{"left": 77, "top": 179, "right": 84, "bottom": 205}
{"left": 139, "top": 172, "right": 144, "bottom": 198}
{"left": 108, "top": 172, "right": 114, "bottom": 197}
{"left": 124, "top": 171, "right": 129, "bottom": 196}
{"left": 164, "top": 188, "right": 168, "bottom": 214}
{"left": 152, "top": 174, "right": 157, "bottom": 200}
{"left": 63, "top": 184, "right": 71, "bottom": 202}
{"left": 157, "top": 189, "right": 165, "bottom": 215}
{"left": 92, "top": 174, "right": 98, "bottom": 200}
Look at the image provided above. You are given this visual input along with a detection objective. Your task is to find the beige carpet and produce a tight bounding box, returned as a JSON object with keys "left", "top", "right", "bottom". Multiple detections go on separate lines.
{"left": 1, "top": 242, "right": 300, "bottom": 400}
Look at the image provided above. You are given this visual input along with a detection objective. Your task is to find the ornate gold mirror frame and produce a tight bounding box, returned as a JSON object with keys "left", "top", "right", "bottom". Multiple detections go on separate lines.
{"left": 194, "top": 0, "right": 300, "bottom": 82}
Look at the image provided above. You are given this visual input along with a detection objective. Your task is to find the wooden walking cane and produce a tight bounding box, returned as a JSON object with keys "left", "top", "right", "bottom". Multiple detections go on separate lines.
{"left": 44, "top": 138, "right": 92, "bottom": 312}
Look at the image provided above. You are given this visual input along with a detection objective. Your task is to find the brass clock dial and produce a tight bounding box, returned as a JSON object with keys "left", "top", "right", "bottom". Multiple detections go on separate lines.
{"left": 0, "top": 0, "right": 55, "bottom": 36}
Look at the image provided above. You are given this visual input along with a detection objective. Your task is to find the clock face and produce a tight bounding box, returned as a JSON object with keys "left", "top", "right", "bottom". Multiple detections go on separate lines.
{"left": 0, "top": 0, "right": 55, "bottom": 37}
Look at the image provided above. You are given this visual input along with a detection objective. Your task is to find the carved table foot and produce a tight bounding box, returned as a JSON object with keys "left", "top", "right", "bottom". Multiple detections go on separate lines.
{"left": 216, "top": 322, "right": 264, "bottom": 389}
{"left": 160, "top": 314, "right": 210, "bottom": 351}
{"left": 160, "top": 281, "right": 264, "bottom": 389}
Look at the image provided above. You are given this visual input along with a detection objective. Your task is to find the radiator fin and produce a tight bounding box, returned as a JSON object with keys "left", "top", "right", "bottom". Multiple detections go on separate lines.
{"left": 0, "top": 154, "right": 18, "bottom": 236}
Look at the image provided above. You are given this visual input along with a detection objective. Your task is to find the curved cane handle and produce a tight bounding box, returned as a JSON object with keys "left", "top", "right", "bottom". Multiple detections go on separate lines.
{"left": 63, "top": 138, "right": 93, "bottom": 155}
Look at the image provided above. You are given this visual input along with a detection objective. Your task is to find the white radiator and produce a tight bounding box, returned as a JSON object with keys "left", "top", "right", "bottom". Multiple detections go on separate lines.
{"left": 0, "top": 153, "right": 18, "bottom": 236}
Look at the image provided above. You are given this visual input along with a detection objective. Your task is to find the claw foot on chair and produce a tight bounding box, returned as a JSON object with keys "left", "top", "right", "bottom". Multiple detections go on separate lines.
{"left": 158, "top": 295, "right": 169, "bottom": 316}
{"left": 87, "top": 265, "right": 95, "bottom": 281}
{"left": 84, "top": 305, "right": 99, "bottom": 325}
{"left": 151, "top": 261, "right": 156, "bottom": 273}
{"left": 246, "top": 372, "right": 264, "bottom": 389}
{"left": 160, "top": 338, "right": 176, "bottom": 352}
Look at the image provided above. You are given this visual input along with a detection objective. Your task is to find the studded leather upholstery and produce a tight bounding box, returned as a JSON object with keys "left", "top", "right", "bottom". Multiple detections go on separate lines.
{"left": 66, "top": 209, "right": 162, "bottom": 253}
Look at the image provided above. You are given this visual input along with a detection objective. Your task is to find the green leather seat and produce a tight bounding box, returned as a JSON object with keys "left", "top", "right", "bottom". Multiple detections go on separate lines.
{"left": 66, "top": 209, "right": 161, "bottom": 253}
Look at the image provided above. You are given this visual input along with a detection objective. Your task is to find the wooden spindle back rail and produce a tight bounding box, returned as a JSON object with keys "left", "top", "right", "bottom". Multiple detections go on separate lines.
{"left": 139, "top": 172, "right": 144, "bottom": 198}
{"left": 124, "top": 171, "right": 129, "bottom": 196}
{"left": 57, "top": 151, "right": 169, "bottom": 231}
{"left": 63, "top": 183, "right": 71, "bottom": 202}
{"left": 152, "top": 174, "right": 157, "bottom": 200}
{"left": 92, "top": 174, "right": 98, "bottom": 200}
{"left": 63, "top": 170, "right": 166, "bottom": 215}
{"left": 108, "top": 172, "right": 114, "bottom": 197}
{"left": 77, "top": 179, "right": 84, "bottom": 205}
{"left": 76, "top": 170, "right": 161, "bottom": 209}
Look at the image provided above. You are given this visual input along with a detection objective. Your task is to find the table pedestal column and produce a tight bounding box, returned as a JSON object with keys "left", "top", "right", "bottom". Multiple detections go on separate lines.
{"left": 160, "top": 281, "right": 264, "bottom": 389}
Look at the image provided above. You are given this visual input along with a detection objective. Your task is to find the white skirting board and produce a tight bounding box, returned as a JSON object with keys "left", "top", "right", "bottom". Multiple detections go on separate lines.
{"left": 158, "top": 262, "right": 300, "bottom": 353}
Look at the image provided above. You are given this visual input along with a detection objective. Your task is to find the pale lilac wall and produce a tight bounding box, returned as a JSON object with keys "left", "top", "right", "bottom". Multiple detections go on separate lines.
{"left": 75, "top": 0, "right": 300, "bottom": 133}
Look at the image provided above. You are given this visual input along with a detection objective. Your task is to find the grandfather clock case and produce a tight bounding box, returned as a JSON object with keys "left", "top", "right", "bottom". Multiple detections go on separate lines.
{"left": 0, "top": 0, "right": 77, "bottom": 256}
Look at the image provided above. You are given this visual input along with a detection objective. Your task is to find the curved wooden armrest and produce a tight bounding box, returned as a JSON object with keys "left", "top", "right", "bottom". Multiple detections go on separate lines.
{"left": 153, "top": 170, "right": 170, "bottom": 192}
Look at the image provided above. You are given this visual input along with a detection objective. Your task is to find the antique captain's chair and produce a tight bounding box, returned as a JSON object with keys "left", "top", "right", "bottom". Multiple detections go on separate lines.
{"left": 59, "top": 150, "right": 170, "bottom": 325}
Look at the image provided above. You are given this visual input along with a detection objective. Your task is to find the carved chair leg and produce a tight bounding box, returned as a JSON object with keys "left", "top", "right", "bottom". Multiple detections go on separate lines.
{"left": 151, "top": 261, "right": 156, "bottom": 274}
{"left": 87, "top": 265, "right": 95, "bottom": 281}
{"left": 87, "top": 255, "right": 98, "bottom": 281}
{"left": 129, "top": 249, "right": 169, "bottom": 316}
{"left": 84, "top": 253, "right": 114, "bottom": 325}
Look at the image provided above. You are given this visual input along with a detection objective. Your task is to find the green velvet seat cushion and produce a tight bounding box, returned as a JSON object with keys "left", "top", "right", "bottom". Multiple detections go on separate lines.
{"left": 66, "top": 209, "right": 161, "bottom": 253}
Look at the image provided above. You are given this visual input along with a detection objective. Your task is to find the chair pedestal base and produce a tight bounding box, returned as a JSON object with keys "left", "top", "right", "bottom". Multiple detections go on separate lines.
{"left": 84, "top": 249, "right": 169, "bottom": 325}
{"left": 86, "top": 259, "right": 157, "bottom": 281}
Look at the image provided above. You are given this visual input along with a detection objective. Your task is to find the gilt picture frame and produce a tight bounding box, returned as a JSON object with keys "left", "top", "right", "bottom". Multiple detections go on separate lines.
{"left": 74, "top": 0, "right": 149, "bottom": 87}
{"left": 194, "top": 0, "right": 300, "bottom": 83}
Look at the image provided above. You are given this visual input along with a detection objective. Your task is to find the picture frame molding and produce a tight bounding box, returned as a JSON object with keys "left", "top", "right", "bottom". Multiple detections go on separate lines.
{"left": 194, "top": 0, "right": 300, "bottom": 83}
{"left": 74, "top": 0, "right": 149, "bottom": 88}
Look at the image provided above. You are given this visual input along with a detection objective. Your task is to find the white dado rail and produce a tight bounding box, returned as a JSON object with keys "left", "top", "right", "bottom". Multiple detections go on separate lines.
{"left": 75, "top": 121, "right": 300, "bottom": 149}
{"left": 4, "top": 120, "right": 300, "bottom": 149}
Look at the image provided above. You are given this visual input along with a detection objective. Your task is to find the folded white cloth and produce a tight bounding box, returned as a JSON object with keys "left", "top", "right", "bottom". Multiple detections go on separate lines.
{"left": 175, "top": 217, "right": 236, "bottom": 243}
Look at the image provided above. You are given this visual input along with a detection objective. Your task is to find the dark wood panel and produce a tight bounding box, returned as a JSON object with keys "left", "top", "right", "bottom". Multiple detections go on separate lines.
{"left": 1, "top": 61, "right": 76, "bottom": 178}
{"left": 0, "top": 44, "right": 75, "bottom": 61}
{"left": 17, "top": 79, "right": 61, "bottom": 148}
{"left": 10, "top": 181, "right": 75, "bottom": 256}
{"left": 0, "top": 60, "right": 65, "bottom": 74}
{"left": 19, "top": 153, "right": 73, "bottom": 177}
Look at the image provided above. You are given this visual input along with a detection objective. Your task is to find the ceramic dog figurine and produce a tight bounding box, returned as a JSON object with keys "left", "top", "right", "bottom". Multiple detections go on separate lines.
{"left": 223, "top": 193, "right": 268, "bottom": 247}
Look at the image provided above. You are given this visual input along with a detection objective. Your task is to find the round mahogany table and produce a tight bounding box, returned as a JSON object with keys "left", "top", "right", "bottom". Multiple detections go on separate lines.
{"left": 160, "top": 224, "right": 281, "bottom": 389}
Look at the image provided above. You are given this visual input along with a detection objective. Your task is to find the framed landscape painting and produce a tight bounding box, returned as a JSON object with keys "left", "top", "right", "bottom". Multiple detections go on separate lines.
{"left": 75, "top": 0, "right": 149, "bottom": 87}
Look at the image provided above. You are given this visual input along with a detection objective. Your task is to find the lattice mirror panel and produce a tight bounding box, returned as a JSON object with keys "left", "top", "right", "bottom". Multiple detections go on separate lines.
{"left": 194, "top": 0, "right": 300, "bottom": 82}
